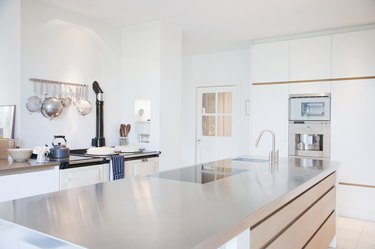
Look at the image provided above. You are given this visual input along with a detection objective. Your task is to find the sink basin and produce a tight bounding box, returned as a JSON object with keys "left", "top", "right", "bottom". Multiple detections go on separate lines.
{"left": 232, "top": 157, "right": 268, "bottom": 163}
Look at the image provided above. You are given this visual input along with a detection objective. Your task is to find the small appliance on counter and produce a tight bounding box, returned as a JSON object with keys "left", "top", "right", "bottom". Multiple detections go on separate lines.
{"left": 49, "top": 135, "right": 70, "bottom": 159}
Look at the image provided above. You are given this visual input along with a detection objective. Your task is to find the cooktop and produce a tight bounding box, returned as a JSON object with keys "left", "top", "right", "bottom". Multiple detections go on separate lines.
{"left": 152, "top": 161, "right": 248, "bottom": 184}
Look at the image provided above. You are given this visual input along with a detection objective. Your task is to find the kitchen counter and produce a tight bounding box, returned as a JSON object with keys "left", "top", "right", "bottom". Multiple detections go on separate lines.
{"left": 0, "top": 157, "right": 337, "bottom": 249}
{"left": 0, "top": 150, "right": 160, "bottom": 173}
{"left": 0, "top": 158, "right": 59, "bottom": 176}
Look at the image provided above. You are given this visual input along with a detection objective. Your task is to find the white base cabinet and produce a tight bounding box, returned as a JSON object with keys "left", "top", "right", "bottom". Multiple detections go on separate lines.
{"left": 59, "top": 164, "right": 109, "bottom": 190}
{"left": 125, "top": 157, "right": 159, "bottom": 178}
{"left": 0, "top": 167, "right": 59, "bottom": 202}
{"left": 338, "top": 184, "right": 375, "bottom": 221}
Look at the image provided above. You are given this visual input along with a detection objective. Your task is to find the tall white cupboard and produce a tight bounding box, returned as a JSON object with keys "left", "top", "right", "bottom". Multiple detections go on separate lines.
{"left": 251, "top": 27, "right": 375, "bottom": 221}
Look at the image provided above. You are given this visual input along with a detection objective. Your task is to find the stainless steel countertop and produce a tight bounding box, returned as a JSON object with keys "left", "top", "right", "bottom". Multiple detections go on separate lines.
{"left": 0, "top": 157, "right": 337, "bottom": 249}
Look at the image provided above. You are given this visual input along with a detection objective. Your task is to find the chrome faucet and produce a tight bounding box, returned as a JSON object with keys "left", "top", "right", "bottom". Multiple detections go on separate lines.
{"left": 255, "top": 130, "right": 279, "bottom": 163}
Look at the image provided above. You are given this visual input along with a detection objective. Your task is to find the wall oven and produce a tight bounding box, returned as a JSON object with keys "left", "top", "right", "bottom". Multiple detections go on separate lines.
{"left": 288, "top": 93, "right": 331, "bottom": 159}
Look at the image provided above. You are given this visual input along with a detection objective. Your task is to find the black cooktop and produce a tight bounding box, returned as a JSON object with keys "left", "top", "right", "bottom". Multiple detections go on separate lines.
{"left": 47, "top": 149, "right": 108, "bottom": 169}
{"left": 153, "top": 161, "right": 248, "bottom": 184}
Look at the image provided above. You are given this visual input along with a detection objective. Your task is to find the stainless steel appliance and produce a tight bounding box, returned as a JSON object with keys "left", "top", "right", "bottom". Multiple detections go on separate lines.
{"left": 288, "top": 93, "right": 331, "bottom": 159}
{"left": 289, "top": 93, "right": 330, "bottom": 121}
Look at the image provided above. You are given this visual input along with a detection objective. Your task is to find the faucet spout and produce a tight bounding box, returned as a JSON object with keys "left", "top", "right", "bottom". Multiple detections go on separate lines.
{"left": 255, "top": 129, "right": 278, "bottom": 163}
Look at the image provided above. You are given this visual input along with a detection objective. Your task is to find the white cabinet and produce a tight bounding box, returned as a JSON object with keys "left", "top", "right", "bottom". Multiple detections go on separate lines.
{"left": 18, "top": 169, "right": 59, "bottom": 199}
{"left": 251, "top": 84, "right": 289, "bottom": 157}
{"left": 0, "top": 174, "right": 18, "bottom": 202}
{"left": 251, "top": 41, "right": 289, "bottom": 83}
{"left": 332, "top": 29, "right": 375, "bottom": 78}
{"left": 60, "top": 164, "right": 109, "bottom": 190}
{"left": 290, "top": 35, "right": 332, "bottom": 81}
{"left": 0, "top": 167, "right": 59, "bottom": 202}
{"left": 331, "top": 80, "right": 375, "bottom": 220}
{"left": 289, "top": 82, "right": 332, "bottom": 95}
{"left": 331, "top": 80, "right": 375, "bottom": 185}
{"left": 125, "top": 157, "right": 159, "bottom": 178}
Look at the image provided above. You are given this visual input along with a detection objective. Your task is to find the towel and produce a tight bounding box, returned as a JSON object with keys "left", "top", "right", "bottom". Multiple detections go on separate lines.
{"left": 111, "top": 155, "right": 125, "bottom": 180}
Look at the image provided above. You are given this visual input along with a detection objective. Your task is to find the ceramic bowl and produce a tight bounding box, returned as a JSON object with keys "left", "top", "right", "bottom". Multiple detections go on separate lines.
{"left": 8, "top": 148, "right": 32, "bottom": 162}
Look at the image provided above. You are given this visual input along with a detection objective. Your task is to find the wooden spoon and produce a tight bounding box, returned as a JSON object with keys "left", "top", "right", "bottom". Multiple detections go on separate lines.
{"left": 125, "top": 124, "right": 131, "bottom": 136}
{"left": 120, "top": 124, "right": 126, "bottom": 137}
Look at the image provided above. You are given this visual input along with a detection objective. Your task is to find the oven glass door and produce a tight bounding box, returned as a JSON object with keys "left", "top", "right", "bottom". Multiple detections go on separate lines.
{"left": 289, "top": 97, "right": 330, "bottom": 121}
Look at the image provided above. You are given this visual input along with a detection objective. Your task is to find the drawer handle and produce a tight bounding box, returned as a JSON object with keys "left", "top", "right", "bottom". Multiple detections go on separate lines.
{"left": 142, "top": 158, "right": 148, "bottom": 162}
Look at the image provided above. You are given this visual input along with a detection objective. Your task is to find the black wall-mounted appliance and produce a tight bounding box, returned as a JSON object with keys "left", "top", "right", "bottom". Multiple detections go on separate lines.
{"left": 92, "top": 81, "right": 105, "bottom": 147}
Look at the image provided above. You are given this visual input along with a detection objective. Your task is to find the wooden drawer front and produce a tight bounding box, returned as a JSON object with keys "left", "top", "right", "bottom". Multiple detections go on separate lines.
{"left": 305, "top": 211, "right": 336, "bottom": 249}
{"left": 267, "top": 187, "right": 336, "bottom": 249}
{"left": 251, "top": 173, "right": 336, "bottom": 249}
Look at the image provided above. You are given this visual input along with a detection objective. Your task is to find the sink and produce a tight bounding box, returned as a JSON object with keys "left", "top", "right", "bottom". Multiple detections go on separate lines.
{"left": 232, "top": 157, "right": 268, "bottom": 163}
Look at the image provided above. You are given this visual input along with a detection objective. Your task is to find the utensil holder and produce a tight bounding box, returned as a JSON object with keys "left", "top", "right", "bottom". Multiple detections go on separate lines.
{"left": 119, "top": 137, "right": 129, "bottom": 146}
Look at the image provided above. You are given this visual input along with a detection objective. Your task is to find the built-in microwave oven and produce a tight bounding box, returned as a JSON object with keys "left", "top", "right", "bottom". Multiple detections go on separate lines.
{"left": 289, "top": 93, "right": 331, "bottom": 121}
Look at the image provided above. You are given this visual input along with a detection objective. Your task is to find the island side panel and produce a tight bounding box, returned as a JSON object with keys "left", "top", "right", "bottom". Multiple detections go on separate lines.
{"left": 250, "top": 172, "right": 336, "bottom": 249}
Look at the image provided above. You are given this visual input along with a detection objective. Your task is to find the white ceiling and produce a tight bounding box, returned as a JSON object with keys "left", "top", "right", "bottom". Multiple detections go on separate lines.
{"left": 41, "top": 0, "right": 375, "bottom": 56}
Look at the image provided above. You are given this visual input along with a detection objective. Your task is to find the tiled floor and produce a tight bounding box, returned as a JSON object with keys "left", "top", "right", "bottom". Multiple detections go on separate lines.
{"left": 335, "top": 216, "right": 375, "bottom": 249}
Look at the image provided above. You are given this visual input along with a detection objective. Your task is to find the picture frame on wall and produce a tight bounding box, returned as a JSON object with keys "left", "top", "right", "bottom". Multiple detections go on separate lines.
{"left": 0, "top": 105, "right": 15, "bottom": 139}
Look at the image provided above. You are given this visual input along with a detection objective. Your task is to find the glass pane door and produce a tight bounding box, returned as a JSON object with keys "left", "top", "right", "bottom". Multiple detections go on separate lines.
{"left": 201, "top": 92, "right": 232, "bottom": 137}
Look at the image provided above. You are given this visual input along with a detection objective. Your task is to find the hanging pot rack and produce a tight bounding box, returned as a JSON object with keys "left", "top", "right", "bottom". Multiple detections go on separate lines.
{"left": 29, "top": 78, "right": 88, "bottom": 87}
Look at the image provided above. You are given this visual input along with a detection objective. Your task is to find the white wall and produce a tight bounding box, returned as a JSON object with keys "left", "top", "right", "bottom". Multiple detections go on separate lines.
{"left": 20, "top": 0, "right": 122, "bottom": 148}
{"left": 160, "top": 23, "right": 182, "bottom": 171}
{"left": 0, "top": 0, "right": 21, "bottom": 137}
{"left": 181, "top": 50, "right": 251, "bottom": 166}
{"left": 121, "top": 21, "right": 182, "bottom": 171}
{"left": 121, "top": 22, "right": 161, "bottom": 151}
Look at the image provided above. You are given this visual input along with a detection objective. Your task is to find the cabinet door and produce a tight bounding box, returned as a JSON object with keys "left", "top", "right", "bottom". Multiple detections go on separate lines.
{"left": 60, "top": 166, "right": 102, "bottom": 190}
{"left": 0, "top": 174, "right": 18, "bottom": 202}
{"left": 251, "top": 41, "right": 289, "bottom": 83}
{"left": 331, "top": 80, "right": 375, "bottom": 185}
{"left": 124, "top": 161, "right": 135, "bottom": 178}
{"left": 127, "top": 158, "right": 159, "bottom": 177}
{"left": 290, "top": 35, "right": 332, "bottom": 81}
{"left": 100, "top": 163, "right": 110, "bottom": 182}
{"left": 289, "top": 82, "right": 332, "bottom": 95}
{"left": 332, "top": 29, "right": 375, "bottom": 78}
{"left": 251, "top": 84, "right": 289, "bottom": 157}
{"left": 0, "top": 168, "right": 59, "bottom": 201}
{"left": 133, "top": 158, "right": 159, "bottom": 176}
{"left": 18, "top": 168, "right": 59, "bottom": 198}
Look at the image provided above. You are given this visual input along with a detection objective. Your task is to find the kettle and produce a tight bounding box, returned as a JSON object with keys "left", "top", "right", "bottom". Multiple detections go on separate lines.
{"left": 50, "top": 135, "right": 70, "bottom": 159}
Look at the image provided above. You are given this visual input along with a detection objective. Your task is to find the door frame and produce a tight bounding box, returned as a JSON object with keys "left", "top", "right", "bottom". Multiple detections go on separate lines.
{"left": 195, "top": 83, "right": 241, "bottom": 164}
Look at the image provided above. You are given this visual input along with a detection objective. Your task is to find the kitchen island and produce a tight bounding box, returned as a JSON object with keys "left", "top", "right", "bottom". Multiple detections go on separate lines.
{"left": 0, "top": 157, "right": 337, "bottom": 249}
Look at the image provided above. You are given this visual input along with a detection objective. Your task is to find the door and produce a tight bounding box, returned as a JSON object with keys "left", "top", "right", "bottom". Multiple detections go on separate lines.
{"left": 196, "top": 86, "right": 240, "bottom": 163}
